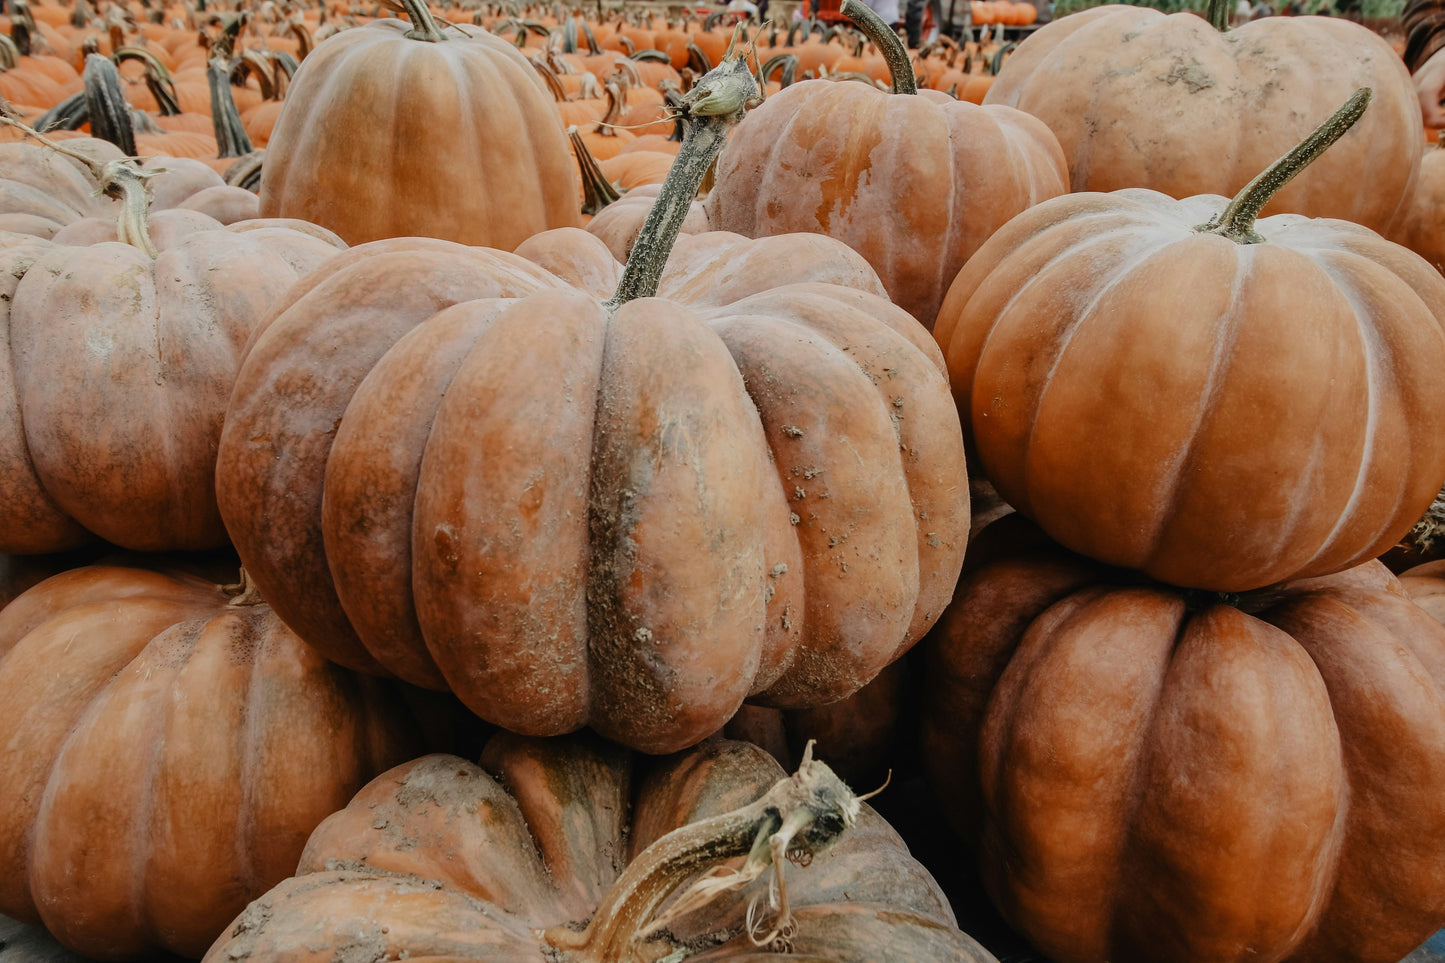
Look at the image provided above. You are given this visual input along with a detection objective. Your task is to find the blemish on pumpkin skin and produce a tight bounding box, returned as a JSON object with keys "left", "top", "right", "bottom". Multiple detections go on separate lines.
{"left": 815, "top": 112, "right": 883, "bottom": 233}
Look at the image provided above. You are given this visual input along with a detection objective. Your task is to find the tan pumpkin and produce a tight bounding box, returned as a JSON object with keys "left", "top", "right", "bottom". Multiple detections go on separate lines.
{"left": 258, "top": 0, "right": 579, "bottom": 248}
{"left": 921, "top": 515, "right": 1445, "bottom": 963}
{"left": 0, "top": 156, "right": 345, "bottom": 554}
{"left": 933, "top": 91, "right": 1445, "bottom": 592}
{"left": 983, "top": 1, "right": 1419, "bottom": 232}
{"left": 0, "top": 563, "right": 422, "bottom": 960}
{"left": 215, "top": 54, "right": 969, "bottom": 754}
{"left": 707, "top": 0, "right": 1068, "bottom": 328}
{"left": 204, "top": 732, "right": 996, "bottom": 963}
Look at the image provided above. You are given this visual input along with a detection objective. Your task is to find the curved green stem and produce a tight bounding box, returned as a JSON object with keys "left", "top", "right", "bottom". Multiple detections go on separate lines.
{"left": 841, "top": 0, "right": 915, "bottom": 94}
{"left": 399, "top": 0, "right": 446, "bottom": 42}
{"left": 607, "top": 52, "right": 760, "bottom": 306}
{"left": 1201, "top": 87, "right": 1371, "bottom": 244}
{"left": 1207, "top": 0, "right": 1230, "bottom": 31}
{"left": 570, "top": 126, "right": 621, "bottom": 215}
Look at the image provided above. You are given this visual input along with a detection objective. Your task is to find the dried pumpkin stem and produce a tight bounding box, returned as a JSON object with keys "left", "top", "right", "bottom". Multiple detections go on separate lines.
{"left": 840, "top": 0, "right": 915, "bottom": 94}
{"left": 543, "top": 743, "right": 863, "bottom": 962}
{"left": 0, "top": 113, "right": 158, "bottom": 257}
{"left": 399, "top": 0, "right": 447, "bottom": 42}
{"left": 607, "top": 51, "right": 760, "bottom": 307}
{"left": 222, "top": 567, "right": 267, "bottom": 606}
{"left": 1201, "top": 87, "right": 1370, "bottom": 244}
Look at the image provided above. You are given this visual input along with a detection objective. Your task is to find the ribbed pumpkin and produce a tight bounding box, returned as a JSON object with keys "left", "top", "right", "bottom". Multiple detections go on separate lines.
{"left": 982, "top": 0, "right": 1419, "bottom": 232}
{"left": 921, "top": 515, "right": 1445, "bottom": 963}
{"left": 707, "top": 0, "right": 1068, "bottom": 329}
{"left": 258, "top": 0, "right": 579, "bottom": 248}
{"left": 215, "top": 55, "right": 969, "bottom": 755}
{"left": 1, "top": 158, "right": 346, "bottom": 554}
{"left": 203, "top": 733, "right": 996, "bottom": 963}
{"left": 933, "top": 92, "right": 1445, "bottom": 592}
{"left": 0, "top": 563, "right": 422, "bottom": 960}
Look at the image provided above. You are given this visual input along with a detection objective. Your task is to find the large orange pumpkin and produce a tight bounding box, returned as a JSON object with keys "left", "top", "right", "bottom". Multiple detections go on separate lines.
{"left": 921, "top": 516, "right": 1445, "bottom": 963}
{"left": 707, "top": 0, "right": 1067, "bottom": 328}
{"left": 258, "top": 0, "right": 579, "bottom": 248}
{"left": 933, "top": 92, "right": 1445, "bottom": 592}
{"left": 203, "top": 732, "right": 997, "bottom": 962}
{"left": 0, "top": 563, "right": 422, "bottom": 960}
{"left": 215, "top": 55, "right": 969, "bottom": 755}
{"left": 982, "top": 1, "right": 1419, "bottom": 232}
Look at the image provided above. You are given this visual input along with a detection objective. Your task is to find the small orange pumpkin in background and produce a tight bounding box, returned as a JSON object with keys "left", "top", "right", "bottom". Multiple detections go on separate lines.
{"left": 259, "top": 0, "right": 578, "bottom": 248}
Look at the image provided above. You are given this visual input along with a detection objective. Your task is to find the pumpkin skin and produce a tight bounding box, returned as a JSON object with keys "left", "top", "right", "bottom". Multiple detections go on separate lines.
{"left": 1388, "top": 144, "right": 1445, "bottom": 275}
{"left": 203, "top": 733, "right": 996, "bottom": 963}
{"left": 707, "top": 83, "right": 1068, "bottom": 329}
{"left": 215, "top": 228, "right": 969, "bottom": 754}
{"left": 585, "top": 182, "right": 711, "bottom": 260}
{"left": 0, "top": 212, "right": 345, "bottom": 553}
{"left": 920, "top": 516, "right": 1445, "bottom": 963}
{"left": 933, "top": 189, "right": 1445, "bottom": 592}
{"left": 258, "top": 17, "right": 580, "bottom": 248}
{"left": 982, "top": 7, "right": 1419, "bottom": 232}
{"left": 0, "top": 563, "right": 422, "bottom": 960}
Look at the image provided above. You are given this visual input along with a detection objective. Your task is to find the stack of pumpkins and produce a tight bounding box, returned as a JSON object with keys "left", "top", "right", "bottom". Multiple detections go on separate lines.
{"left": 3, "top": 0, "right": 1445, "bottom": 957}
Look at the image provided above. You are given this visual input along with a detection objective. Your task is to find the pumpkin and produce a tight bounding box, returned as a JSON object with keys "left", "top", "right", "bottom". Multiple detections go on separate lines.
{"left": 258, "top": 0, "right": 579, "bottom": 248}
{"left": 933, "top": 91, "right": 1445, "bottom": 592}
{"left": 203, "top": 732, "right": 997, "bottom": 962}
{"left": 215, "top": 53, "right": 969, "bottom": 754}
{"left": 585, "top": 181, "right": 710, "bottom": 260}
{"left": 706, "top": 0, "right": 1068, "bottom": 329}
{"left": 920, "top": 515, "right": 1445, "bottom": 963}
{"left": 0, "top": 147, "right": 346, "bottom": 554}
{"left": 0, "top": 562, "right": 423, "bottom": 960}
{"left": 1389, "top": 141, "right": 1445, "bottom": 276}
{"left": 982, "top": 0, "right": 1419, "bottom": 233}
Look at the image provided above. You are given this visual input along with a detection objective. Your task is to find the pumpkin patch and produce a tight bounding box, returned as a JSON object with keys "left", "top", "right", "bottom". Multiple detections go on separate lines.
{"left": 1, "top": 0, "right": 1445, "bottom": 959}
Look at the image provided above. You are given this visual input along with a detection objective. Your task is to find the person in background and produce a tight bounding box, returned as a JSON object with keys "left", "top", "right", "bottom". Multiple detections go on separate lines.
{"left": 1406, "top": 0, "right": 1445, "bottom": 127}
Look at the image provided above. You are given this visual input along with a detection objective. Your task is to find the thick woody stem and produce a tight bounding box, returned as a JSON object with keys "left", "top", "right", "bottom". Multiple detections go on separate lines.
{"left": 607, "top": 51, "right": 760, "bottom": 306}
{"left": 841, "top": 0, "right": 915, "bottom": 93}
{"left": 542, "top": 745, "right": 863, "bottom": 962}
{"left": 1202, "top": 88, "right": 1370, "bottom": 244}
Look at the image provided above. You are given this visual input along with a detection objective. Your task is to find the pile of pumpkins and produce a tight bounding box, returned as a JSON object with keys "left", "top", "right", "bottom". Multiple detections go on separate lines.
{"left": 3, "top": 0, "right": 1445, "bottom": 959}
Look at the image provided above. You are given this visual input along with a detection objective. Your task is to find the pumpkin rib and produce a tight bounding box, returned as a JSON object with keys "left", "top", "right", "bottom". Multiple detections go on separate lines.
{"left": 997, "top": 228, "right": 1190, "bottom": 519}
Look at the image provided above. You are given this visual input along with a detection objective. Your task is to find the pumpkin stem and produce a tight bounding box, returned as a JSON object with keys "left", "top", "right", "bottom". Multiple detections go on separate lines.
{"left": 570, "top": 125, "right": 621, "bottom": 215}
{"left": 222, "top": 567, "right": 267, "bottom": 606}
{"left": 542, "top": 743, "right": 863, "bottom": 961}
{"left": 209, "top": 55, "right": 255, "bottom": 157}
{"left": 840, "top": 0, "right": 915, "bottom": 94}
{"left": 83, "top": 52, "right": 137, "bottom": 157}
{"left": 0, "top": 111, "right": 158, "bottom": 257}
{"left": 606, "top": 51, "right": 760, "bottom": 307}
{"left": 1201, "top": 87, "right": 1370, "bottom": 244}
{"left": 398, "top": 0, "right": 447, "bottom": 43}
{"left": 1402, "top": 485, "right": 1445, "bottom": 557}
{"left": 1207, "top": 0, "right": 1231, "bottom": 31}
